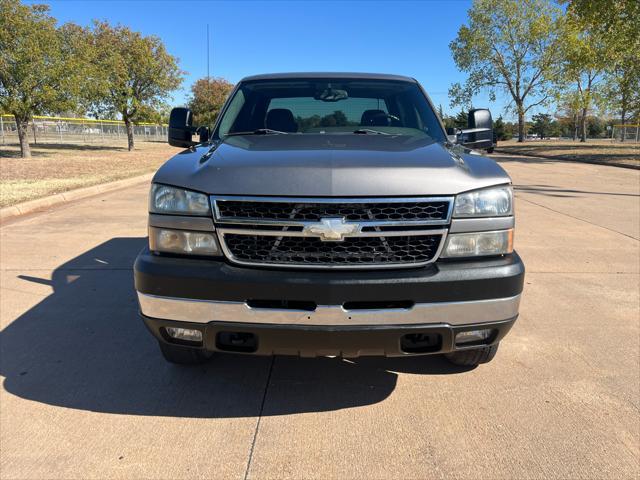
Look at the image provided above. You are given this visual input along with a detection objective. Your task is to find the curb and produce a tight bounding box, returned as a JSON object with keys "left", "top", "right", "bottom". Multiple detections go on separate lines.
{"left": 1, "top": 173, "right": 154, "bottom": 222}
{"left": 494, "top": 149, "right": 640, "bottom": 171}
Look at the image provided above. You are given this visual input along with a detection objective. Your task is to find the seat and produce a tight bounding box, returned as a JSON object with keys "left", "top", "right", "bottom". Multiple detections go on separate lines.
{"left": 360, "top": 109, "right": 390, "bottom": 127}
{"left": 266, "top": 109, "right": 298, "bottom": 132}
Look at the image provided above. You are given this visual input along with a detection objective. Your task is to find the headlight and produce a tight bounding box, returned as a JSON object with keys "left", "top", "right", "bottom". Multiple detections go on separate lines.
{"left": 454, "top": 185, "right": 513, "bottom": 217}
{"left": 149, "top": 227, "right": 221, "bottom": 256}
{"left": 149, "top": 184, "right": 210, "bottom": 215}
{"left": 441, "top": 229, "right": 513, "bottom": 258}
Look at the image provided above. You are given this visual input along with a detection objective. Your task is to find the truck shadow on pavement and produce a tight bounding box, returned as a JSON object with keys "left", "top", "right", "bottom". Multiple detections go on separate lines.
{"left": 1, "top": 237, "right": 471, "bottom": 419}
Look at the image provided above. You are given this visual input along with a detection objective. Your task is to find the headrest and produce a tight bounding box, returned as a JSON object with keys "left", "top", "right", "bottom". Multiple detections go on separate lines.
{"left": 266, "top": 108, "right": 298, "bottom": 132}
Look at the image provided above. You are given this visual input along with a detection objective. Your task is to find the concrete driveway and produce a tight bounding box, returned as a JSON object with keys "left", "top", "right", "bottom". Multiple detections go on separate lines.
{"left": 1, "top": 154, "right": 638, "bottom": 479}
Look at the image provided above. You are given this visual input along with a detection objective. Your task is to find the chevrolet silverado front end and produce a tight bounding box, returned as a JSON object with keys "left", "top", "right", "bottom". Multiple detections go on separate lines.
{"left": 134, "top": 73, "right": 524, "bottom": 366}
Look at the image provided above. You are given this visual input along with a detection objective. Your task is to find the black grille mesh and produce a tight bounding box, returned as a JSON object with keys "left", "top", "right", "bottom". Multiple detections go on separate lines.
{"left": 224, "top": 234, "right": 442, "bottom": 266}
{"left": 217, "top": 201, "right": 449, "bottom": 222}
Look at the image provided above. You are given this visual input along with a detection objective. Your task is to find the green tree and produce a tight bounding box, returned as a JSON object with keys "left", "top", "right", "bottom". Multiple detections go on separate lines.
{"left": 507, "top": 120, "right": 519, "bottom": 138}
{"left": 575, "top": 1, "right": 639, "bottom": 129}
{"left": 136, "top": 103, "right": 171, "bottom": 125}
{"left": 556, "top": 91, "right": 583, "bottom": 140}
{"left": 555, "top": 98, "right": 581, "bottom": 139}
{"left": 559, "top": 12, "right": 612, "bottom": 142}
{"left": 320, "top": 110, "right": 351, "bottom": 127}
{"left": 89, "top": 21, "right": 183, "bottom": 151}
{"left": 437, "top": 105, "right": 456, "bottom": 131}
{"left": 449, "top": 0, "right": 565, "bottom": 142}
{"left": 567, "top": 0, "right": 640, "bottom": 142}
{"left": 493, "top": 116, "right": 508, "bottom": 141}
{"left": 295, "top": 114, "right": 321, "bottom": 132}
{"left": 600, "top": 59, "right": 640, "bottom": 141}
{"left": 530, "top": 113, "right": 554, "bottom": 139}
{"left": 586, "top": 116, "right": 605, "bottom": 138}
{"left": 442, "top": 116, "right": 456, "bottom": 131}
{"left": 565, "top": 1, "right": 639, "bottom": 41}
{"left": 453, "top": 109, "right": 468, "bottom": 129}
{"left": 0, "top": 1, "right": 88, "bottom": 158}
{"left": 187, "top": 77, "right": 234, "bottom": 127}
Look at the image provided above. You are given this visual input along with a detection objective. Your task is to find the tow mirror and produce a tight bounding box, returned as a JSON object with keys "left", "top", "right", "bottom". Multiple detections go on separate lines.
{"left": 446, "top": 127, "right": 460, "bottom": 144}
{"left": 168, "top": 107, "right": 197, "bottom": 148}
{"left": 197, "top": 126, "right": 210, "bottom": 143}
{"left": 458, "top": 109, "right": 494, "bottom": 151}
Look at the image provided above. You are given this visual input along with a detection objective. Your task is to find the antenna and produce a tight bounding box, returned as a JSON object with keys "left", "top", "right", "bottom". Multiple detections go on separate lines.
{"left": 206, "top": 24, "right": 210, "bottom": 80}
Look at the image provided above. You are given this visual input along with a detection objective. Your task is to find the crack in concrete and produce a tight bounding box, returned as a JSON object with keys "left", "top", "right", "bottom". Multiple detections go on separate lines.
{"left": 243, "top": 355, "right": 275, "bottom": 480}
{"left": 517, "top": 196, "right": 639, "bottom": 241}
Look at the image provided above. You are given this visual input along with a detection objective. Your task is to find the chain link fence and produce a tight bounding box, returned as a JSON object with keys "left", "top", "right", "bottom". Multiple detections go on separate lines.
{"left": 611, "top": 124, "right": 640, "bottom": 143}
{"left": 0, "top": 114, "right": 168, "bottom": 146}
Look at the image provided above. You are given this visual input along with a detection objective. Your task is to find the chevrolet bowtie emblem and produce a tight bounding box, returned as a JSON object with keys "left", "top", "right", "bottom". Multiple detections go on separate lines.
{"left": 303, "top": 217, "right": 360, "bottom": 241}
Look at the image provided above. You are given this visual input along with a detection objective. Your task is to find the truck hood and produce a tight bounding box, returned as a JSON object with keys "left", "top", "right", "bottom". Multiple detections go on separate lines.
{"left": 153, "top": 134, "right": 510, "bottom": 196}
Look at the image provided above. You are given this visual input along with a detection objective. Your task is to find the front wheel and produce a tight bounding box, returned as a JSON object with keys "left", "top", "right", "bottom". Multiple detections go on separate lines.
{"left": 158, "top": 341, "right": 214, "bottom": 365}
{"left": 445, "top": 343, "right": 499, "bottom": 366}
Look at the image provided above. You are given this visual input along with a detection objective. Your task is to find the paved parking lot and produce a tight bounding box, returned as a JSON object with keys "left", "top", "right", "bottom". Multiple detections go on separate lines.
{"left": 1, "top": 153, "right": 638, "bottom": 479}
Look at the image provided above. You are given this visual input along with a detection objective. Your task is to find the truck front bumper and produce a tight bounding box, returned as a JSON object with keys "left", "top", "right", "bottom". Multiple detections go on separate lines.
{"left": 134, "top": 248, "right": 524, "bottom": 357}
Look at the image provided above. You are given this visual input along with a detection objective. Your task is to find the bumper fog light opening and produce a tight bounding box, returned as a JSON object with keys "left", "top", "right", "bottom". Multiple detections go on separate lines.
{"left": 165, "top": 327, "right": 203, "bottom": 344}
{"left": 454, "top": 328, "right": 495, "bottom": 347}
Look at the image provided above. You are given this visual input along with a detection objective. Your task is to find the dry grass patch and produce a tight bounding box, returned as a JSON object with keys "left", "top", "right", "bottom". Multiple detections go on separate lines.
{"left": 0, "top": 142, "right": 177, "bottom": 207}
{"left": 496, "top": 139, "right": 639, "bottom": 168}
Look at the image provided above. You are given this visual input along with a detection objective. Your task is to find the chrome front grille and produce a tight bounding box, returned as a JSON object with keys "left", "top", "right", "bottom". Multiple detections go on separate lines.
{"left": 212, "top": 196, "right": 453, "bottom": 269}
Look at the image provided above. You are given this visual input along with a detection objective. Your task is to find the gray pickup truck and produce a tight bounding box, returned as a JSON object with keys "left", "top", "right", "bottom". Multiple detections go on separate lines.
{"left": 134, "top": 73, "right": 524, "bottom": 367}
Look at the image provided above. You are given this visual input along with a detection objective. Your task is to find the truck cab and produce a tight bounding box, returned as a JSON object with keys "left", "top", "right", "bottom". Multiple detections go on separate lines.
{"left": 134, "top": 73, "right": 524, "bottom": 366}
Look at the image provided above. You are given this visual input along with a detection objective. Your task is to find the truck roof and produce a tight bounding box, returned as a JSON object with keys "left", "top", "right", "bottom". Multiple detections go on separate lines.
{"left": 239, "top": 72, "right": 417, "bottom": 83}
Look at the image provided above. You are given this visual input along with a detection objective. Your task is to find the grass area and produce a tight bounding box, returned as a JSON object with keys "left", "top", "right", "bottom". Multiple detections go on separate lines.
{"left": 0, "top": 142, "right": 177, "bottom": 207}
{"left": 496, "top": 139, "right": 639, "bottom": 167}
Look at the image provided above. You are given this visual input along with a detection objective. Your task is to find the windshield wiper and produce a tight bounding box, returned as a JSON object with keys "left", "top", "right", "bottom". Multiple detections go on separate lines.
{"left": 225, "top": 128, "right": 289, "bottom": 137}
{"left": 353, "top": 128, "right": 391, "bottom": 135}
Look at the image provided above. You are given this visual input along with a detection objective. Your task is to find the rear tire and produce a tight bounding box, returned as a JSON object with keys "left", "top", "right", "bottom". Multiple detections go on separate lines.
{"left": 486, "top": 147, "right": 495, "bottom": 154}
{"left": 158, "top": 341, "right": 213, "bottom": 365}
{"left": 445, "top": 343, "right": 499, "bottom": 366}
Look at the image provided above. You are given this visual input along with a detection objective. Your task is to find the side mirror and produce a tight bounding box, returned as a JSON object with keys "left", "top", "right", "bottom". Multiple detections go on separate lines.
{"left": 459, "top": 108, "right": 494, "bottom": 151}
{"left": 197, "top": 126, "right": 209, "bottom": 143}
{"left": 168, "top": 107, "right": 197, "bottom": 148}
{"left": 446, "top": 127, "right": 460, "bottom": 144}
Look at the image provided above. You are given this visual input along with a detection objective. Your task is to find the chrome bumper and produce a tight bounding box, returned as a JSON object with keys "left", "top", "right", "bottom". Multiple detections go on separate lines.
{"left": 137, "top": 292, "right": 521, "bottom": 327}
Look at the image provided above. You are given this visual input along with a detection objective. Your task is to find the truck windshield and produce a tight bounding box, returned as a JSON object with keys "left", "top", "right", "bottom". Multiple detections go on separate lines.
{"left": 214, "top": 78, "right": 446, "bottom": 142}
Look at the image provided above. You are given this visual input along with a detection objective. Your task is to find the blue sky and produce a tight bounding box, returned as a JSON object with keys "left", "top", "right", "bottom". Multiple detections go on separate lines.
{"left": 39, "top": 0, "right": 514, "bottom": 119}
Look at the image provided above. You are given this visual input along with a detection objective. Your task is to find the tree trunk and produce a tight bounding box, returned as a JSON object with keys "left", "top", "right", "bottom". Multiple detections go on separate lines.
{"left": 14, "top": 114, "right": 31, "bottom": 158}
{"left": 579, "top": 107, "right": 588, "bottom": 142}
{"left": 620, "top": 110, "right": 626, "bottom": 143}
{"left": 124, "top": 117, "right": 134, "bottom": 151}
{"left": 517, "top": 107, "right": 525, "bottom": 143}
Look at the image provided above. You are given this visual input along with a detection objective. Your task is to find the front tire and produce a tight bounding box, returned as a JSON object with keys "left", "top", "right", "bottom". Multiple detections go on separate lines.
{"left": 445, "top": 343, "right": 499, "bottom": 366}
{"left": 158, "top": 341, "right": 213, "bottom": 365}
